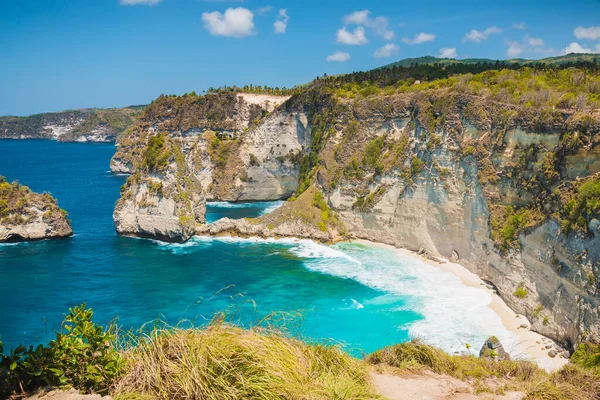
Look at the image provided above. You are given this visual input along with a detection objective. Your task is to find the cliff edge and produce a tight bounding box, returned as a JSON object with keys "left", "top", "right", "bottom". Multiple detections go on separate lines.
{"left": 0, "top": 176, "right": 72, "bottom": 242}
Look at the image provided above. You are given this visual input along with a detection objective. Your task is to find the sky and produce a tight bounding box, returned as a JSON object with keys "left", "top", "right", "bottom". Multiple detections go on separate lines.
{"left": 1, "top": 0, "right": 600, "bottom": 116}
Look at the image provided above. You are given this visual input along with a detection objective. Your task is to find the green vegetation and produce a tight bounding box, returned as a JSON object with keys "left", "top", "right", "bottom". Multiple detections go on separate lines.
{"left": 560, "top": 176, "right": 600, "bottom": 233}
{"left": 367, "top": 340, "right": 600, "bottom": 399}
{"left": 205, "top": 84, "right": 298, "bottom": 96}
{"left": 532, "top": 304, "right": 544, "bottom": 319}
{"left": 514, "top": 284, "right": 529, "bottom": 299}
{"left": 3, "top": 304, "right": 600, "bottom": 399}
{"left": 329, "top": 66, "right": 600, "bottom": 110}
{"left": 143, "top": 133, "right": 171, "bottom": 172}
{"left": 490, "top": 205, "right": 546, "bottom": 251}
{"left": 1, "top": 305, "right": 374, "bottom": 399}
{"left": 258, "top": 186, "right": 344, "bottom": 236}
{"left": 114, "top": 321, "right": 374, "bottom": 400}
{"left": 362, "top": 136, "right": 385, "bottom": 172}
{"left": 0, "top": 107, "right": 143, "bottom": 141}
{"left": 70, "top": 108, "right": 142, "bottom": 138}
{"left": 571, "top": 342, "right": 600, "bottom": 372}
{"left": 353, "top": 187, "right": 387, "bottom": 212}
{"left": 379, "top": 54, "right": 600, "bottom": 69}
{"left": 0, "top": 176, "right": 68, "bottom": 227}
{"left": 0, "top": 304, "right": 121, "bottom": 397}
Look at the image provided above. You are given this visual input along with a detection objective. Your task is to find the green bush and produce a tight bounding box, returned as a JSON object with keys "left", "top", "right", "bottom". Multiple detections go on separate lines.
{"left": 514, "top": 285, "right": 529, "bottom": 299}
{"left": 0, "top": 304, "right": 122, "bottom": 397}
{"left": 571, "top": 342, "right": 600, "bottom": 371}
{"left": 143, "top": 133, "right": 171, "bottom": 171}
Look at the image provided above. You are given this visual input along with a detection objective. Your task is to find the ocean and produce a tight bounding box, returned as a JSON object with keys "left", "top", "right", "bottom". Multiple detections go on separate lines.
{"left": 0, "top": 140, "right": 512, "bottom": 356}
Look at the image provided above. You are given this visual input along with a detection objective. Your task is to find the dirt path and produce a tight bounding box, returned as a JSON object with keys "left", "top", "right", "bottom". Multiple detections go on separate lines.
{"left": 371, "top": 372, "right": 524, "bottom": 400}
{"left": 22, "top": 388, "right": 111, "bottom": 400}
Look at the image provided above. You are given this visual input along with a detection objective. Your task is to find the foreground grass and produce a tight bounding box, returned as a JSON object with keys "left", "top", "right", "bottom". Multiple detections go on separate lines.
{"left": 3, "top": 304, "right": 600, "bottom": 400}
{"left": 113, "top": 319, "right": 378, "bottom": 400}
{"left": 367, "top": 340, "right": 600, "bottom": 400}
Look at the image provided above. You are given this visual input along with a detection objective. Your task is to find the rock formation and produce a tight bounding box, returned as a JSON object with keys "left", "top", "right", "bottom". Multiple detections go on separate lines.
{"left": 113, "top": 134, "right": 205, "bottom": 242}
{"left": 111, "top": 66, "right": 600, "bottom": 348}
{"left": 479, "top": 336, "right": 510, "bottom": 361}
{"left": 0, "top": 176, "right": 72, "bottom": 242}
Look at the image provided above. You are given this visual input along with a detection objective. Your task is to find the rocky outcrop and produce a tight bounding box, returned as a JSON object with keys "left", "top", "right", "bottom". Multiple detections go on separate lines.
{"left": 0, "top": 177, "right": 72, "bottom": 242}
{"left": 0, "top": 107, "right": 142, "bottom": 142}
{"left": 479, "top": 336, "right": 510, "bottom": 361}
{"left": 113, "top": 135, "right": 205, "bottom": 242}
{"left": 196, "top": 186, "right": 344, "bottom": 242}
{"left": 111, "top": 71, "right": 600, "bottom": 346}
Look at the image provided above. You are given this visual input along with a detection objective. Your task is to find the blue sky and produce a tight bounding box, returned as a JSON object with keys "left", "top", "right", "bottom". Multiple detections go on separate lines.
{"left": 1, "top": 0, "right": 600, "bottom": 116}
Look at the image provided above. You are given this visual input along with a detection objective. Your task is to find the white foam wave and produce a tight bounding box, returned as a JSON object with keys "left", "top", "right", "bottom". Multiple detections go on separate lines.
{"left": 151, "top": 234, "right": 516, "bottom": 355}
{"left": 206, "top": 201, "right": 285, "bottom": 216}
{"left": 297, "top": 242, "right": 516, "bottom": 355}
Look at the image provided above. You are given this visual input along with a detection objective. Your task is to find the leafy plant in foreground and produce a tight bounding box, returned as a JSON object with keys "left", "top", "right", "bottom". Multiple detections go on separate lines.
{"left": 0, "top": 304, "right": 123, "bottom": 397}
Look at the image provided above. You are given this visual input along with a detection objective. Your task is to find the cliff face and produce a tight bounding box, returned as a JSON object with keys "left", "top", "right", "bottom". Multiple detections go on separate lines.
{"left": 0, "top": 177, "right": 72, "bottom": 242}
{"left": 112, "top": 69, "right": 600, "bottom": 346}
{"left": 113, "top": 134, "right": 206, "bottom": 242}
{"left": 0, "top": 107, "right": 143, "bottom": 142}
{"left": 110, "top": 92, "right": 298, "bottom": 197}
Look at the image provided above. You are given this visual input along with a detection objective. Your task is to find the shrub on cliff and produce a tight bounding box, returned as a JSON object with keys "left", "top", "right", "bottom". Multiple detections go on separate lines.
{"left": 0, "top": 304, "right": 122, "bottom": 397}
{"left": 143, "top": 133, "right": 171, "bottom": 171}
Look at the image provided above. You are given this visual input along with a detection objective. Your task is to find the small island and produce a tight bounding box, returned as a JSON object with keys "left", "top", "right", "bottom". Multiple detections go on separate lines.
{"left": 0, "top": 176, "right": 72, "bottom": 242}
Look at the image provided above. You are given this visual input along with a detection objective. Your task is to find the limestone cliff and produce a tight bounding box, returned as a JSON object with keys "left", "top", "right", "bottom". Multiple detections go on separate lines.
{"left": 110, "top": 92, "right": 298, "bottom": 199}
{"left": 0, "top": 107, "right": 143, "bottom": 142}
{"left": 113, "top": 134, "right": 205, "bottom": 242}
{"left": 112, "top": 66, "right": 600, "bottom": 347}
{"left": 0, "top": 176, "right": 72, "bottom": 242}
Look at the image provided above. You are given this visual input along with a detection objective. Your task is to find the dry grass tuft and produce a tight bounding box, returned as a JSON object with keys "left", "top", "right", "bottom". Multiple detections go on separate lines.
{"left": 366, "top": 340, "right": 600, "bottom": 400}
{"left": 113, "top": 318, "right": 378, "bottom": 400}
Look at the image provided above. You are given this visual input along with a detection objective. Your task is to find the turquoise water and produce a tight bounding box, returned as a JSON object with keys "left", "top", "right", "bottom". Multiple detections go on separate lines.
{"left": 0, "top": 140, "right": 512, "bottom": 356}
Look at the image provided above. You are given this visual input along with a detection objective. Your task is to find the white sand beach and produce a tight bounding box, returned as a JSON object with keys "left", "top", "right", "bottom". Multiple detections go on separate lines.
{"left": 352, "top": 239, "right": 569, "bottom": 372}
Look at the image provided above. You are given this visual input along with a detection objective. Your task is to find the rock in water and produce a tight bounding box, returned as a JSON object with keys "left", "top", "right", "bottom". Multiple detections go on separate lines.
{"left": 479, "top": 336, "right": 510, "bottom": 361}
{"left": 0, "top": 176, "right": 72, "bottom": 242}
{"left": 113, "top": 134, "right": 205, "bottom": 242}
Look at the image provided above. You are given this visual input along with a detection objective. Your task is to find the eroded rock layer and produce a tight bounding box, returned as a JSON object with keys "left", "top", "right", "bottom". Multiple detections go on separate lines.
{"left": 0, "top": 177, "right": 72, "bottom": 242}
{"left": 112, "top": 68, "right": 600, "bottom": 347}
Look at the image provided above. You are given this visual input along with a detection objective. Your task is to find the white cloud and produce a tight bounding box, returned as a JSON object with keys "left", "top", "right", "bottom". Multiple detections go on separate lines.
{"left": 326, "top": 51, "right": 351, "bottom": 62}
{"left": 506, "top": 40, "right": 525, "bottom": 57}
{"left": 256, "top": 6, "right": 273, "bottom": 16}
{"left": 402, "top": 32, "right": 435, "bottom": 45}
{"left": 439, "top": 47, "right": 457, "bottom": 58}
{"left": 463, "top": 26, "right": 502, "bottom": 43}
{"left": 273, "top": 9, "right": 289, "bottom": 34}
{"left": 574, "top": 26, "right": 600, "bottom": 40}
{"left": 371, "top": 16, "right": 395, "bottom": 40}
{"left": 526, "top": 35, "right": 544, "bottom": 47}
{"left": 343, "top": 10, "right": 370, "bottom": 25}
{"left": 564, "top": 42, "right": 594, "bottom": 54}
{"left": 336, "top": 26, "right": 368, "bottom": 45}
{"left": 120, "top": 0, "right": 162, "bottom": 5}
{"left": 202, "top": 7, "right": 255, "bottom": 38}
{"left": 512, "top": 22, "right": 526, "bottom": 30}
{"left": 342, "top": 9, "right": 394, "bottom": 40}
{"left": 373, "top": 43, "right": 399, "bottom": 58}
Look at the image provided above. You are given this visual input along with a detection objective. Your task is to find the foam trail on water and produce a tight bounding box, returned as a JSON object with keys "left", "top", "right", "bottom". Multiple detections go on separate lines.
{"left": 154, "top": 235, "right": 515, "bottom": 355}
{"left": 206, "top": 200, "right": 284, "bottom": 213}
{"left": 290, "top": 241, "right": 516, "bottom": 355}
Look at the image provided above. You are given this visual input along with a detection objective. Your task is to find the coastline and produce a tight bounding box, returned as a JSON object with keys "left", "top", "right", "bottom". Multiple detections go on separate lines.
{"left": 352, "top": 239, "right": 569, "bottom": 372}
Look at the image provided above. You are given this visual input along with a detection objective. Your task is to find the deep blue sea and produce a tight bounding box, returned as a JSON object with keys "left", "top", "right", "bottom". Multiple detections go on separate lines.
{"left": 0, "top": 140, "right": 511, "bottom": 356}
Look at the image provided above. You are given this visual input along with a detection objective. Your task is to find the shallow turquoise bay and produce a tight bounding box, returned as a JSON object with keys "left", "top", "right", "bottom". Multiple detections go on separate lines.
{"left": 0, "top": 140, "right": 510, "bottom": 356}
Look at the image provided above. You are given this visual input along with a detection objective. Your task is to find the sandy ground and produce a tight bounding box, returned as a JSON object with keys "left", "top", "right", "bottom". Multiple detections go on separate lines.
{"left": 353, "top": 239, "right": 569, "bottom": 372}
{"left": 371, "top": 371, "right": 524, "bottom": 400}
{"left": 23, "top": 388, "right": 110, "bottom": 400}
